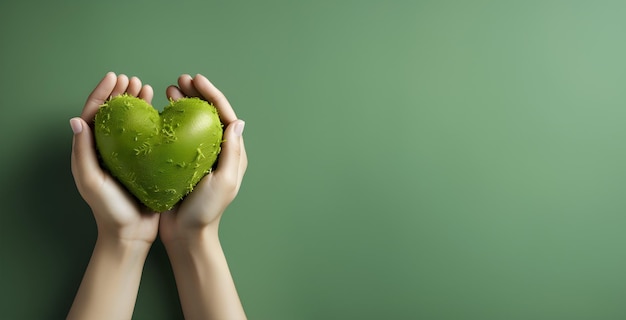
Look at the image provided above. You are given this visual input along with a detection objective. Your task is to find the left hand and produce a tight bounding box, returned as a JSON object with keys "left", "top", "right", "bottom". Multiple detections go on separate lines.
{"left": 70, "top": 72, "right": 160, "bottom": 244}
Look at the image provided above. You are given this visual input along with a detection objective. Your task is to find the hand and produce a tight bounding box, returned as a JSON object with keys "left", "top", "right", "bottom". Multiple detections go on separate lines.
{"left": 70, "top": 72, "right": 160, "bottom": 244}
{"left": 159, "top": 74, "right": 248, "bottom": 243}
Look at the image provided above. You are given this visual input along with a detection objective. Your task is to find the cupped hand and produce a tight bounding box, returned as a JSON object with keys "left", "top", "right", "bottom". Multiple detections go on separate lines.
{"left": 70, "top": 72, "right": 160, "bottom": 244}
{"left": 159, "top": 74, "right": 247, "bottom": 243}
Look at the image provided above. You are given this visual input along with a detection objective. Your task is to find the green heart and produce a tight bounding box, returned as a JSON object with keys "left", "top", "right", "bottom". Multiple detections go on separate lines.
{"left": 94, "top": 94, "right": 223, "bottom": 212}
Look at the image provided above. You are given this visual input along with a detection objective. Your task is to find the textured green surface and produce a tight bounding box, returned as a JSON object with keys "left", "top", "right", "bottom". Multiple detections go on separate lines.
{"left": 94, "top": 95, "right": 223, "bottom": 212}
{"left": 2, "top": 1, "right": 626, "bottom": 319}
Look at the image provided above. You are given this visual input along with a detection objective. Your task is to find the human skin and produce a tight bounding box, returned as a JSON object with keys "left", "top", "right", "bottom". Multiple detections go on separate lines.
{"left": 67, "top": 72, "right": 247, "bottom": 320}
{"left": 160, "top": 74, "right": 248, "bottom": 320}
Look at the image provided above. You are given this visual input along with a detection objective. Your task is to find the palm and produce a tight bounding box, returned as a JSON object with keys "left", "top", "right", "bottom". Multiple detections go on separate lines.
{"left": 159, "top": 74, "right": 247, "bottom": 243}
{"left": 93, "top": 172, "right": 160, "bottom": 243}
{"left": 73, "top": 73, "right": 160, "bottom": 243}
{"left": 158, "top": 173, "right": 231, "bottom": 241}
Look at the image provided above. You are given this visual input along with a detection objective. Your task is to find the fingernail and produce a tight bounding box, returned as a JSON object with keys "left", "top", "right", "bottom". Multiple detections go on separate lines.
{"left": 70, "top": 118, "right": 83, "bottom": 134}
{"left": 234, "top": 121, "right": 245, "bottom": 137}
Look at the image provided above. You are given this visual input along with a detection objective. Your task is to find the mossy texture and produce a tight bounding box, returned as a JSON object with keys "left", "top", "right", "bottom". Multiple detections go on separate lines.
{"left": 94, "top": 94, "right": 223, "bottom": 212}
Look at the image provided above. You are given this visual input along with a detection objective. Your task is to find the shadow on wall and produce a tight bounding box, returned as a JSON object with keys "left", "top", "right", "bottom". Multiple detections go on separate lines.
{"left": 6, "top": 119, "right": 183, "bottom": 319}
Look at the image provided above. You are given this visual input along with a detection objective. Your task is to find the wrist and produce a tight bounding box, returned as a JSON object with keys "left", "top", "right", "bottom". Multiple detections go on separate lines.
{"left": 161, "top": 224, "right": 220, "bottom": 251}
{"left": 92, "top": 209, "right": 159, "bottom": 246}
{"left": 95, "top": 233, "right": 153, "bottom": 256}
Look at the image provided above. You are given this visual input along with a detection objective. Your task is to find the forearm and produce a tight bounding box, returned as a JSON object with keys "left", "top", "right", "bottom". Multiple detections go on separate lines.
{"left": 67, "top": 236, "right": 151, "bottom": 320}
{"left": 164, "top": 227, "right": 246, "bottom": 320}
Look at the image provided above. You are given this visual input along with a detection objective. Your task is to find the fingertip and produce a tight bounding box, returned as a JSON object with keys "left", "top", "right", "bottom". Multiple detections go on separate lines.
{"left": 222, "top": 120, "right": 245, "bottom": 152}
{"left": 127, "top": 76, "right": 142, "bottom": 96}
{"left": 117, "top": 74, "right": 128, "bottom": 84}
{"left": 166, "top": 85, "right": 185, "bottom": 101}
{"left": 193, "top": 73, "right": 207, "bottom": 82}
{"left": 70, "top": 117, "right": 102, "bottom": 186}
{"left": 111, "top": 74, "right": 130, "bottom": 97}
{"left": 71, "top": 116, "right": 95, "bottom": 158}
{"left": 70, "top": 117, "right": 83, "bottom": 135}
{"left": 139, "top": 84, "right": 154, "bottom": 103}
{"left": 178, "top": 74, "right": 200, "bottom": 97}
{"left": 233, "top": 120, "right": 245, "bottom": 137}
{"left": 212, "top": 119, "right": 245, "bottom": 184}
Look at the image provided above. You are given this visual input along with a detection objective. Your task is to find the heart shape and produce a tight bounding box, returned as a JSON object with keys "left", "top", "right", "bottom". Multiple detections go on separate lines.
{"left": 94, "top": 94, "right": 223, "bottom": 212}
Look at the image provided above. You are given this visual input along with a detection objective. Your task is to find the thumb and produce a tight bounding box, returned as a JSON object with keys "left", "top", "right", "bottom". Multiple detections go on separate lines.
{"left": 214, "top": 120, "right": 245, "bottom": 177}
{"left": 70, "top": 117, "right": 102, "bottom": 187}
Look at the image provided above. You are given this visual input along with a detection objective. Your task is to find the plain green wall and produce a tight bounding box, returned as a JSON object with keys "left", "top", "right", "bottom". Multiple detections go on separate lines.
{"left": 2, "top": 0, "right": 626, "bottom": 319}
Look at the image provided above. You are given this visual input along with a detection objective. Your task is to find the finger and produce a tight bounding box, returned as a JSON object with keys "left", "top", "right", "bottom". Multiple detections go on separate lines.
{"left": 138, "top": 84, "right": 154, "bottom": 104}
{"left": 81, "top": 72, "right": 117, "bottom": 121}
{"left": 166, "top": 85, "right": 185, "bottom": 101}
{"left": 178, "top": 74, "right": 201, "bottom": 97}
{"left": 236, "top": 139, "right": 248, "bottom": 195}
{"left": 70, "top": 117, "right": 103, "bottom": 189}
{"left": 126, "top": 76, "right": 142, "bottom": 97}
{"left": 239, "top": 139, "right": 248, "bottom": 176}
{"left": 111, "top": 74, "right": 130, "bottom": 98}
{"left": 192, "top": 74, "right": 237, "bottom": 124}
{"left": 214, "top": 120, "right": 246, "bottom": 185}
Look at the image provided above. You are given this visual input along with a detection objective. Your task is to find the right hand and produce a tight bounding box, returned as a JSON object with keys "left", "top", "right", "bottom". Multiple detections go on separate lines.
{"left": 159, "top": 74, "right": 248, "bottom": 244}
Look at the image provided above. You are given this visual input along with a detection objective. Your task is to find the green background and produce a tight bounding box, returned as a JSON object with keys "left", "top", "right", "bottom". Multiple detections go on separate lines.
{"left": 1, "top": 0, "right": 626, "bottom": 319}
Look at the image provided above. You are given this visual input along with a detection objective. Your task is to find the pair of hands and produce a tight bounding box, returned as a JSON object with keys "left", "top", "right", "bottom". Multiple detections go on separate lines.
{"left": 70, "top": 72, "right": 247, "bottom": 246}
